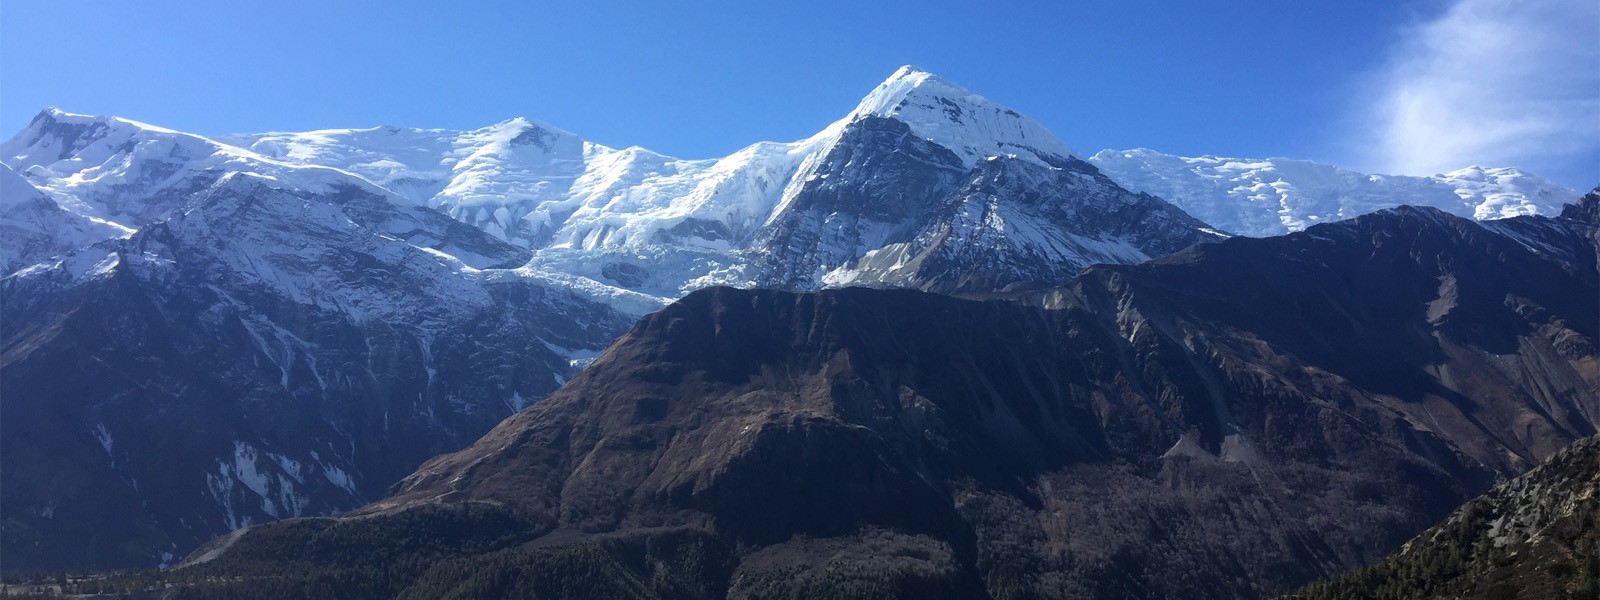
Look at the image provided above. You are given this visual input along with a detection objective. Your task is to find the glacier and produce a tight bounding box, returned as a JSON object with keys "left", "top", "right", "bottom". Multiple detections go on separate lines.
{"left": 1089, "top": 148, "right": 1576, "bottom": 238}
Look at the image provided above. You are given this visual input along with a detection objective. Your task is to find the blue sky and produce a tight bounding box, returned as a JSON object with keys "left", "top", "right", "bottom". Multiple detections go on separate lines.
{"left": 2, "top": 0, "right": 1594, "bottom": 188}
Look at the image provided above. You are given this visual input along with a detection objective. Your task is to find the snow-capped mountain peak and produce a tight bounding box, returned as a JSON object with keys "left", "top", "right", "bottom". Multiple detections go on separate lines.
{"left": 2, "top": 108, "right": 399, "bottom": 232}
{"left": 33, "top": 107, "right": 184, "bottom": 137}
{"left": 840, "top": 65, "right": 1076, "bottom": 169}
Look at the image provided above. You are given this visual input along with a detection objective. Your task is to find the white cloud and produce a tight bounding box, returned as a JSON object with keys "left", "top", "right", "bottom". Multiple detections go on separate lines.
{"left": 1359, "top": 0, "right": 1598, "bottom": 182}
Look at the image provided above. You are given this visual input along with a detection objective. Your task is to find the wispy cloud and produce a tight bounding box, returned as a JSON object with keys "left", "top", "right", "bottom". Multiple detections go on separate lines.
{"left": 1356, "top": 0, "right": 1597, "bottom": 185}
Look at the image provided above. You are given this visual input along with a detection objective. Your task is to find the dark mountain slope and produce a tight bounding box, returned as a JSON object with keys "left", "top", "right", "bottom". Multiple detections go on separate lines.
{"left": 158, "top": 202, "right": 1599, "bottom": 599}
{"left": 1050, "top": 204, "right": 1598, "bottom": 475}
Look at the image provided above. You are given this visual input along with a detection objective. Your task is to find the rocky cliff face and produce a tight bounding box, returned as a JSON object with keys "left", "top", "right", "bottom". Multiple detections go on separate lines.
{"left": 173, "top": 201, "right": 1598, "bottom": 599}
{"left": 823, "top": 153, "right": 1219, "bottom": 293}
{"left": 750, "top": 115, "right": 1216, "bottom": 293}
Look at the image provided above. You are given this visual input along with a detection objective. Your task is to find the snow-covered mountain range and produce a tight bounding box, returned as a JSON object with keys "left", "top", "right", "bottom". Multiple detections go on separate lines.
{"left": 0, "top": 66, "right": 1216, "bottom": 571}
{"left": 0, "top": 64, "right": 1584, "bottom": 571}
{"left": 1089, "top": 148, "right": 1575, "bottom": 237}
{"left": 213, "top": 66, "right": 1210, "bottom": 301}
{"left": 0, "top": 129, "right": 639, "bottom": 569}
{"left": 7, "top": 66, "right": 1577, "bottom": 305}
{"left": 5, "top": 66, "right": 1223, "bottom": 309}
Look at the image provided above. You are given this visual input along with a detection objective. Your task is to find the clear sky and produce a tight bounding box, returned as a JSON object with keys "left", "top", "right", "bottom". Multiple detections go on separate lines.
{"left": 2, "top": 0, "right": 1595, "bottom": 188}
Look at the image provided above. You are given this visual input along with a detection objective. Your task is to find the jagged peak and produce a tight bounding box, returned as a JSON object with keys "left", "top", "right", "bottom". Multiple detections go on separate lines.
{"left": 830, "top": 66, "right": 1076, "bottom": 169}
{"left": 888, "top": 64, "right": 931, "bottom": 79}
{"left": 478, "top": 116, "right": 579, "bottom": 141}
{"left": 456, "top": 116, "right": 587, "bottom": 156}
{"left": 1350, "top": 204, "right": 1487, "bottom": 234}
{"left": 852, "top": 65, "right": 957, "bottom": 114}
{"left": 4, "top": 108, "right": 243, "bottom": 168}
{"left": 1559, "top": 186, "right": 1600, "bottom": 224}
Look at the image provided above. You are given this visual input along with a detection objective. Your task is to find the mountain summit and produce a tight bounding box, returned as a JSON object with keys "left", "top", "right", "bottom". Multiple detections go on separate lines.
{"left": 843, "top": 65, "right": 1076, "bottom": 168}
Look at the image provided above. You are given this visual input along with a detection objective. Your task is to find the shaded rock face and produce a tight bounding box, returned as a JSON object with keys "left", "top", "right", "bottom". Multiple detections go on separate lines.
{"left": 828, "top": 154, "right": 1217, "bottom": 294}
{"left": 192, "top": 204, "right": 1597, "bottom": 599}
{"left": 0, "top": 177, "right": 636, "bottom": 572}
{"left": 751, "top": 115, "right": 1217, "bottom": 294}
{"left": 750, "top": 116, "right": 970, "bottom": 289}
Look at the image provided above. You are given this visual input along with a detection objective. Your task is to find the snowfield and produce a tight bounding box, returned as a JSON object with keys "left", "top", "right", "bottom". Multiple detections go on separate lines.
{"left": 1089, "top": 148, "right": 1574, "bottom": 238}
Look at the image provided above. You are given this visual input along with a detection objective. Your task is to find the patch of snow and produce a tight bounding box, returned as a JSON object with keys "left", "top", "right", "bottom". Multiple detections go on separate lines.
{"left": 91, "top": 424, "right": 114, "bottom": 457}
{"left": 1161, "top": 434, "right": 1213, "bottom": 460}
{"left": 506, "top": 391, "right": 531, "bottom": 412}
{"left": 540, "top": 338, "right": 604, "bottom": 370}
{"left": 229, "top": 442, "right": 274, "bottom": 515}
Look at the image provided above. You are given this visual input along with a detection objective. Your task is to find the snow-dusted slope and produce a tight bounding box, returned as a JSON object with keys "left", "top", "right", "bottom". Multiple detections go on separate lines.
{"left": 219, "top": 125, "right": 463, "bottom": 203}
{"left": 1, "top": 158, "right": 639, "bottom": 572}
{"left": 1, "top": 109, "right": 531, "bottom": 272}
{"left": 0, "top": 163, "right": 131, "bottom": 275}
{"left": 230, "top": 119, "right": 779, "bottom": 250}
{"left": 230, "top": 120, "right": 812, "bottom": 298}
{"left": 822, "top": 156, "right": 1220, "bottom": 292}
{"left": 1089, "top": 148, "right": 1577, "bottom": 237}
